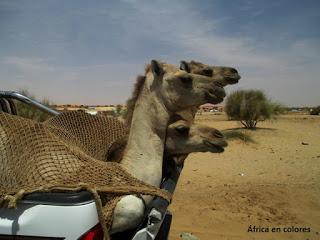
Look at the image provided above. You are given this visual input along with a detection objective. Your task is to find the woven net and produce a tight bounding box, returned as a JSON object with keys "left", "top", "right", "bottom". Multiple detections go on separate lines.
{"left": 0, "top": 111, "right": 170, "bottom": 239}
{"left": 44, "top": 111, "right": 129, "bottom": 161}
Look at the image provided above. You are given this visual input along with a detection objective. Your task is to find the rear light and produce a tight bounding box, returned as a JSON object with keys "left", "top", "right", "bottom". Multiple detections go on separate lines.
{"left": 79, "top": 224, "right": 104, "bottom": 240}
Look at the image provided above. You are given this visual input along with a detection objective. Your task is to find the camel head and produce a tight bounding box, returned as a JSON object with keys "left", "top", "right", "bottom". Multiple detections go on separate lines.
{"left": 145, "top": 60, "right": 227, "bottom": 112}
{"left": 180, "top": 60, "right": 241, "bottom": 87}
{"left": 165, "top": 119, "right": 228, "bottom": 165}
{"left": 107, "top": 119, "right": 227, "bottom": 164}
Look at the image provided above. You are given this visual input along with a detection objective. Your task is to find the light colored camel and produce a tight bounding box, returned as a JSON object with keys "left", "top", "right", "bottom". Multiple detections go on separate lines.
{"left": 163, "top": 61, "right": 241, "bottom": 166}
{"left": 173, "top": 61, "right": 241, "bottom": 126}
{"left": 116, "top": 60, "right": 241, "bottom": 171}
{"left": 180, "top": 60, "right": 241, "bottom": 86}
{"left": 164, "top": 119, "right": 226, "bottom": 160}
{"left": 107, "top": 119, "right": 227, "bottom": 164}
{"left": 107, "top": 119, "right": 227, "bottom": 183}
{"left": 111, "top": 60, "right": 229, "bottom": 233}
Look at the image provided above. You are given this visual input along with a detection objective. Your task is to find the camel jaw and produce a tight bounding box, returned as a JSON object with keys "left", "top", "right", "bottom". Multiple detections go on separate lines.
{"left": 225, "top": 75, "right": 241, "bottom": 84}
{"left": 203, "top": 140, "right": 227, "bottom": 153}
{"left": 205, "top": 88, "right": 226, "bottom": 104}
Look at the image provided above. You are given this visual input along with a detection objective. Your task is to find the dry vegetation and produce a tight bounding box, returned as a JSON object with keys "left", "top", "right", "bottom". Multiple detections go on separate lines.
{"left": 169, "top": 113, "right": 320, "bottom": 240}
{"left": 14, "top": 89, "right": 52, "bottom": 122}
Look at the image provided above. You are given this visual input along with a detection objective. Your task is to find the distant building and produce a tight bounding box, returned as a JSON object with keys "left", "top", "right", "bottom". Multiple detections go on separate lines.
{"left": 86, "top": 109, "right": 98, "bottom": 115}
{"left": 199, "top": 103, "right": 224, "bottom": 112}
{"left": 53, "top": 104, "right": 127, "bottom": 116}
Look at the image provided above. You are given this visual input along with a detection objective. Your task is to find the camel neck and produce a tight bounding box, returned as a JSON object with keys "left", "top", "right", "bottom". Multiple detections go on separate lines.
{"left": 121, "top": 87, "right": 169, "bottom": 187}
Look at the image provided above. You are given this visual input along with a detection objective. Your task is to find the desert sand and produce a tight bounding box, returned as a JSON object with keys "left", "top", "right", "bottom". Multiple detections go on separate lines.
{"left": 169, "top": 113, "right": 320, "bottom": 240}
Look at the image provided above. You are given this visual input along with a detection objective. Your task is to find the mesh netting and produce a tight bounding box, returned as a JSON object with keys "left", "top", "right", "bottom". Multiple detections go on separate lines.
{"left": 0, "top": 111, "right": 170, "bottom": 239}
{"left": 44, "top": 111, "right": 129, "bottom": 161}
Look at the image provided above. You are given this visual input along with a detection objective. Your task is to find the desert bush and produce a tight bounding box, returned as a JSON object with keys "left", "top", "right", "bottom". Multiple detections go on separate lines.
{"left": 270, "top": 102, "right": 286, "bottom": 115}
{"left": 225, "top": 90, "right": 282, "bottom": 129}
{"left": 14, "top": 89, "right": 53, "bottom": 122}
{"left": 310, "top": 106, "right": 320, "bottom": 115}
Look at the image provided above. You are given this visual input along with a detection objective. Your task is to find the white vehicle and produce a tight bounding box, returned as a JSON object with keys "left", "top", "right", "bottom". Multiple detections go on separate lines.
{"left": 0, "top": 91, "right": 179, "bottom": 240}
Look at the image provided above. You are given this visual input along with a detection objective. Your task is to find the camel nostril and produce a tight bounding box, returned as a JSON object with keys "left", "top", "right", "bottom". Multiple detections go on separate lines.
{"left": 230, "top": 68, "right": 238, "bottom": 74}
{"left": 213, "top": 129, "right": 223, "bottom": 138}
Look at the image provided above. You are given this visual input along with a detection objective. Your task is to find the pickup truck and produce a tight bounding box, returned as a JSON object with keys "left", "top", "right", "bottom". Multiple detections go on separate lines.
{"left": 0, "top": 91, "right": 182, "bottom": 240}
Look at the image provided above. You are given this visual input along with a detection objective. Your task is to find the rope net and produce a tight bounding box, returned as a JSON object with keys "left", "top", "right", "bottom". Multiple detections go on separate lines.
{"left": 0, "top": 111, "right": 170, "bottom": 239}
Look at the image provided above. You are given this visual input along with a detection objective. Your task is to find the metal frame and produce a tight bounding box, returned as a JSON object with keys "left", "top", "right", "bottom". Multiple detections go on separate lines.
{"left": 131, "top": 166, "right": 182, "bottom": 240}
{"left": 0, "top": 90, "right": 183, "bottom": 240}
{"left": 0, "top": 91, "right": 59, "bottom": 116}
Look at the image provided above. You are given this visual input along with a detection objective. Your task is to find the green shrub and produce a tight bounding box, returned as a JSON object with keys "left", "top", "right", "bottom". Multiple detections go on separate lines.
{"left": 225, "top": 90, "right": 282, "bottom": 129}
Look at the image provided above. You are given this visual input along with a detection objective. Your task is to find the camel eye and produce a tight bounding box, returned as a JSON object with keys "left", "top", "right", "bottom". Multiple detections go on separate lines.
{"left": 180, "top": 77, "right": 192, "bottom": 88}
{"left": 202, "top": 68, "right": 213, "bottom": 76}
{"left": 180, "top": 61, "right": 190, "bottom": 72}
{"left": 175, "top": 125, "right": 190, "bottom": 136}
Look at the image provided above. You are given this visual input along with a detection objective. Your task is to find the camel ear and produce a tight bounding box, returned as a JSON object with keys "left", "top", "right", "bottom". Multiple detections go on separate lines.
{"left": 180, "top": 61, "right": 190, "bottom": 73}
{"left": 151, "top": 60, "right": 164, "bottom": 77}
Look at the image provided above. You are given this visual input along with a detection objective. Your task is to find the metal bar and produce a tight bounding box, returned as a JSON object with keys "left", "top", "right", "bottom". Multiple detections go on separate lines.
{"left": 0, "top": 91, "right": 59, "bottom": 116}
{"left": 131, "top": 165, "right": 183, "bottom": 240}
{"left": 6, "top": 99, "right": 17, "bottom": 115}
{"left": 0, "top": 98, "right": 10, "bottom": 113}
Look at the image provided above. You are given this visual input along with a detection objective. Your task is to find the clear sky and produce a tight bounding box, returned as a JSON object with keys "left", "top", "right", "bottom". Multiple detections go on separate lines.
{"left": 1, "top": 0, "right": 319, "bottom": 106}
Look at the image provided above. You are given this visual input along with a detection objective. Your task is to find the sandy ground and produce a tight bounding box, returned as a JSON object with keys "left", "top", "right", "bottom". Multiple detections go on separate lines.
{"left": 169, "top": 113, "right": 320, "bottom": 240}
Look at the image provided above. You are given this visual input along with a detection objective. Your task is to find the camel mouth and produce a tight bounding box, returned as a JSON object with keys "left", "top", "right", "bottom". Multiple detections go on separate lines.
{"left": 205, "top": 87, "right": 226, "bottom": 104}
{"left": 206, "top": 93, "right": 224, "bottom": 104}
{"left": 225, "top": 75, "right": 241, "bottom": 84}
{"left": 206, "top": 96, "right": 224, "bottom": 104}
{"left": 204, "top": 140, "right": 227, "bottom": 153}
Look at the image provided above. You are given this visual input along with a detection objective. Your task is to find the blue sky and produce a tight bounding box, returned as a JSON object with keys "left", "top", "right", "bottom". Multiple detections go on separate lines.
{"left": 1, "top": 0, "right": 319, "bottom": 106}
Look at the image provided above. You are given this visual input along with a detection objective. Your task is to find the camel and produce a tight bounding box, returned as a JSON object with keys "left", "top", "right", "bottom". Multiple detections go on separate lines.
{"left": 107, "top": 118, "right": 228, "bottom": 183}
{"left": 110, "top": 60, "right": 231, "bottom": 233}
{"left": 180, "top": 60, "right": 241, "bottom": 86}
{"left": 116, "top": 60, "right": 241, "bottom": 166}
{"left": 169, "top": 60, "right": 241, "bottom": 163}
{"left": 107, "top": 61, "right": 241, "bottom": 182}
{"left": 163, "top": 61, "right": 241, "bottom": 167}
{"left": 165, "top": 119, "right": 226, "bottom": 159}
{"left": 171, "top": 61, "right": 240, "bottom": 126}
{"left": 107, "top": 118, "right": 227, "bottom": 164}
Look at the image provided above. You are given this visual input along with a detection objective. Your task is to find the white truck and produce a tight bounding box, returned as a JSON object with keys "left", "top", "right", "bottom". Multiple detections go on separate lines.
{"left": 0, "top": 91, "right": 181, "bottom": 240}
